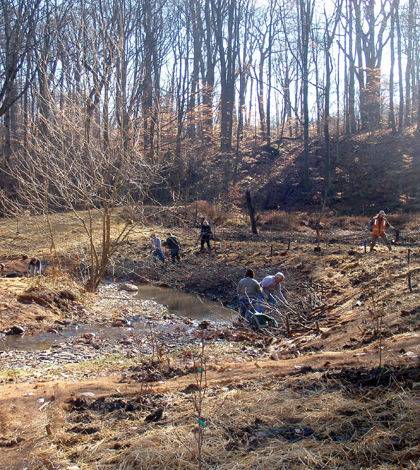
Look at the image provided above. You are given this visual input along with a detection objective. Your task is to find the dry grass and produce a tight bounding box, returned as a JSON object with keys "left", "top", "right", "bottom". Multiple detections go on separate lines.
{"left": 259, "top": 210, "right": 299, "bottom": 232}
{"left": 0, "top": 210, "right": 126, "bottom": 259}
{"left": 329, "top": 214, "right": 370, "bottom": 230}
{"left": 39, "top": 371, "right": 420, "bottom": 470}
{"left": 2, "top": 207, "right": 420, "bottom": 469}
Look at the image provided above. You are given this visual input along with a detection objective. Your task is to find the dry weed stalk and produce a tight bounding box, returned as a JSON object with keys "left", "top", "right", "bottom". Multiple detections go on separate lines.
{"left": 367, "top": 291, "right": 386, "bottom": 368}
{"left": 191, "top": 330, "right": 208, "bottom": 470}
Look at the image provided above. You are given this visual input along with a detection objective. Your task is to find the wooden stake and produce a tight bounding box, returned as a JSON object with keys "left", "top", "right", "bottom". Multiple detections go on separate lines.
{"left": 408, "top": 249, "right": 411, "bottom": 265}
{"left": 285, "top": 313, "right": 290, "bottom": 335}
{"left": 408, "top": 273, "right": 413, "bottom": 292}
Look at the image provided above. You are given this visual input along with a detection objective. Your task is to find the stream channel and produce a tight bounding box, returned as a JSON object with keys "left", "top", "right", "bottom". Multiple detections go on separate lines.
{"left": 2, "top": 284, "right": 236, "bottom": 351}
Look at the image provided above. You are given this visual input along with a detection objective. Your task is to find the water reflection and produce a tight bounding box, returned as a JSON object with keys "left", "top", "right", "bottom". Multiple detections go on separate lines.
{"left": 0, "top": 285, "right": 236, "bottom": 351}
{"left": 135, "top": 284, "right": 236, "bottom": 322}
{"left": 1, "top": 325, "right": 135, "bottom": 352}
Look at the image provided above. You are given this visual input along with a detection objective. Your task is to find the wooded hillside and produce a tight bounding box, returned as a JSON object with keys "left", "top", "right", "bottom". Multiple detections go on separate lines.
{"left": 0, "top": 0, "right": 419, "bottom": 218}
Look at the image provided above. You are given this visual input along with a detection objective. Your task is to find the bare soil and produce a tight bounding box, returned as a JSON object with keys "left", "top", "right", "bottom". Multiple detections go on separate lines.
{"left": 1, "top": 215, "right": 420, "bottom": 469}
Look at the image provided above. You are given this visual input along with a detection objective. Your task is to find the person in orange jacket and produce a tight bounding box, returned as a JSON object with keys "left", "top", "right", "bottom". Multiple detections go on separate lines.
{"left": 368, "top": 210, "right": 395, "bottom": 252}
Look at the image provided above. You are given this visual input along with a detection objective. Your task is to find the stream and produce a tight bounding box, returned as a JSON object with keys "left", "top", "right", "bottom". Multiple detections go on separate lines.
{"left": 1, "top": 284, "right": 236, "bottom": 352}
{"left": 135, "top": 284, "right": 235, "bottom": 322}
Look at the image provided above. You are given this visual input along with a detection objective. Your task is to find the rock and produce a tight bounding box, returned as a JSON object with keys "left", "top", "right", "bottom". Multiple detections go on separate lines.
{"left": 119, "top": 283, "right": 138, "bottom": 292}
{"left": 3, "top": 272, "right": 23, "bottom": 278}
{"left": 81, "top": 333, "right": 96, "bottom": 341}
{"left": 4, "top": 325, "right": 25, "bottom": 335}
{"left": 145, "top": 408, "right": 164, "bottom": 422}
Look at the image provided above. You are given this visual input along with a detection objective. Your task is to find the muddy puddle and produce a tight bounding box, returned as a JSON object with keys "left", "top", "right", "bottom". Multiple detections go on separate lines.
{"left": 1, "top": 285, "right": 236, "bottom": 351}
{"left": 1, "top": 324, "right": 135, "bottom": 352}
{"left": 135, "top": 284, "right": 236, "bottom": 322}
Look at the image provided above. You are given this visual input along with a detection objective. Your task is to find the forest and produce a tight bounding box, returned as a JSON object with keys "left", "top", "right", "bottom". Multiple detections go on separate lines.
{"left": 2, "top": 2, "right": 420, "bottom": 468}
{"left": 0, "top": 0, "right": 419, "bottom": 217}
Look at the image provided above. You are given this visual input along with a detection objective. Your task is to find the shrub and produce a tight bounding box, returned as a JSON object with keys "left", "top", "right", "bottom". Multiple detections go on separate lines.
{"left": 330, "top": 215, "right": 369, "bottom": 230}
{"left": 259, "top": 210, "right": 298, "bottom": 231}
{"left": 184, "top": 200, "right": 232, "bottom": 226}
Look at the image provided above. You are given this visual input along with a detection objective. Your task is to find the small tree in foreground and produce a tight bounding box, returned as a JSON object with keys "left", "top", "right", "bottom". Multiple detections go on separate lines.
{"left": 7, "top": 99, "right": 166, "bottom": 292}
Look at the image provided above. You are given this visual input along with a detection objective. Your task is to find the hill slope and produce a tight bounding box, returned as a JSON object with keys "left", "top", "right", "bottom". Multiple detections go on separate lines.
{"left": 1, "top": 212, "right": 420, "bottom": 468}
{"left": 223, "top": 127, "right": 420, "bottom": 214}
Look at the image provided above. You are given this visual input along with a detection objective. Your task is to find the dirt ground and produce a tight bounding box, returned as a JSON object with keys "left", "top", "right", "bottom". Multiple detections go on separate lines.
{"left": 1, "top": 214, "right": 420, "bottom": 469}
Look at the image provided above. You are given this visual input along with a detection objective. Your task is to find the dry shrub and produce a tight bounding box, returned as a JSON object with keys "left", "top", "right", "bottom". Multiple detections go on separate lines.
{"left": 129, "top": 205, "right": 186, "bottom": 228}
{"left": 184, "top": 200, "right": 232, "bottom": 226}
{"left": 133, "top": 201, "right": 234, "bottom": 228}
{"left": 259, "top": 210, "right": 298, "bottom": 231}
{"left": 387, "top": 211, "right": 414, "bottom": 229}
{"left": 330, "top": 215, "right": 369, "bottom": 230}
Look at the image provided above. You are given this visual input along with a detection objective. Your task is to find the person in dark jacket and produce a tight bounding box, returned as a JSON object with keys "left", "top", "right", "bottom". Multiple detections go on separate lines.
{"left": 162, "top": 233, "right": 181, "bottom": 264}
{"left": 28, "top": 258, "right": 42, "bottom": 276}
{"left": 200, "top": 220, "right": 212, "bottom": 252}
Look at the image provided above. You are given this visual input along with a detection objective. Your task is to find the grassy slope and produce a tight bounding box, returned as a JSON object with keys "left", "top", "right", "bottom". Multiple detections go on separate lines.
{"left": 1, "top": 207, "right": 420, "bottom": 468}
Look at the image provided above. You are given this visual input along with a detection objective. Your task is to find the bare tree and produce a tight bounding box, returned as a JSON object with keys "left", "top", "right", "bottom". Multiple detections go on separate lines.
{"left": 388, "top": 0, "right": 397, "bottom": 133}
{"left": 352, "top": 0, "right": 391, "bottom": 129}
{"left": 8, "top": 95, "right": 165, "bottom": 292}
{"left": 298, "top": 0, "right": 315, "bottom": 191}
{"left": 0, "top": 0, "right": 42, "bottom": 165}
{"left": 211, "top": 0, "right": 239, "bottom": 151}
{"left": 323, "top": 0, "right": 342, "bottom": 195}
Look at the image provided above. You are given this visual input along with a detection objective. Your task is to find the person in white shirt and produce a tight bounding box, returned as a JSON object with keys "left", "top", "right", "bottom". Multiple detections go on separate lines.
{"left": 150, "top": 234, "right": 165, "bottom": 264}
{"left": 257, "top": 272, "right": 290, "bottom": 312}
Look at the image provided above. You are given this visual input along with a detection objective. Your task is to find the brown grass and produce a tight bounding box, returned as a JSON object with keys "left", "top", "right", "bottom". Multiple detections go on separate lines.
{"left": 38, "top": 371, "right": 420, "bottom": 470}
{"left": 259, "top": 210, "right": 299, "bottom": 231}
{"left": 2, "top": 207, "right": 420, "bottom": 469}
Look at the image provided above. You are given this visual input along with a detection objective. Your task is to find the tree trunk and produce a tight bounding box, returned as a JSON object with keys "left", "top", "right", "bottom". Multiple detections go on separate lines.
{"left": 299, "top": 0, "right": 314, "bottom": 192}
{"left": 405, "top": 0, "right": 415, "bottom": 126}
{"left": 388, "top": 1, "right": 396, "bottom": 134}
{"left": 396, "top": 5, "right": 404, "bottom": 133}
{"left": 246, "top": 190, "right": 258, "bottom": 235}
{"left": 347, "top": 0, "right": 357, "bottom": 133}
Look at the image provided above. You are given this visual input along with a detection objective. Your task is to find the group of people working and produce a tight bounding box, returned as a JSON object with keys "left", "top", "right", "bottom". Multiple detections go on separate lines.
{"left": 150, "top": 220, "right": 214, "bottom": 265}
{"left": 235, "top": 209, "right": 396, "bottom": 324}
{"left": 25, "top": 210, "right": 394, "bottom": 287}
{"left": 150, "top": 233, "right": 181, "bottom": 265}
{"left": 237, "top": 270, "right": 292, "bottom": 324}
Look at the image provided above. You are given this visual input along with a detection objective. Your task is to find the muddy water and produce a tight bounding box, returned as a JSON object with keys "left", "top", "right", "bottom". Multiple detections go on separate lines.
{"left": 135, "top": 285, "right": 236, "bottom": 322}
{"left": 1, "top": 324, "right": 135, "bottom": 352}
{"left": 2, "top": 285, "right": 236, "bottom": 351}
